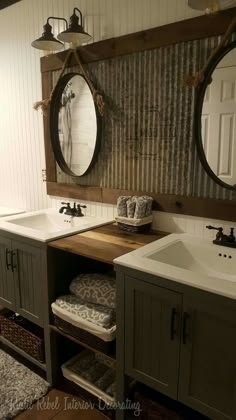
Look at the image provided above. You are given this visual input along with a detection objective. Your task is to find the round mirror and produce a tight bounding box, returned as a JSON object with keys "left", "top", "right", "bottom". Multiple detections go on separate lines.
{"left": 195, "top": 41, "right": 236, "bottom": 190}
{"left": 50, "top": 73, "right": 102, "bottom": 177}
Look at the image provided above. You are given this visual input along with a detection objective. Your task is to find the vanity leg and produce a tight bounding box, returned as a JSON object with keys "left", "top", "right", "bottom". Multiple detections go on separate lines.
{"left": 44, "top": 326, "right": 58, "bottom": 385}
{"left": 116, "top": 272, "right": 127, "bottom": 420}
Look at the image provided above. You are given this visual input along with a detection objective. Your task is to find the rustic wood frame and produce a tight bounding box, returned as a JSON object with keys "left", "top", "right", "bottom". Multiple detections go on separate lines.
{"left": 41, "top": 7, "right": 236, "bottom": 222}
{"left": 0, "top": 0, "right": 21, "bottom": 9}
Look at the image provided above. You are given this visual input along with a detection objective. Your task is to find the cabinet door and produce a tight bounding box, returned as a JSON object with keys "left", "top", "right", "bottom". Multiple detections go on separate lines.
{"left": 0, "top": 236, "right": 16, "bottom": 310}
{"left": 178, "top": 295, "right": 236, "bottom": 420}
{"left": 12, "top": 240, "right": 43, "bottom": 326}
{"left": 125, "top": 276, "right": 182, "bottom": 399}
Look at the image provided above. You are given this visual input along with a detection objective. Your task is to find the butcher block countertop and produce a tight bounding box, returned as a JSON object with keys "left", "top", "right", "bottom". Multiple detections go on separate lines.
{"left": 48, "top": 223, "right": 169, "bottom": 265}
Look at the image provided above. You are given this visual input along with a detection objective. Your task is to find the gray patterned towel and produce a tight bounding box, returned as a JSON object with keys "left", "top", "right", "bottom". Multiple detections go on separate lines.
{"left": 127, "top": 198, "right": 136, "bottom": 218}
{"left": 117, "top": 196, "right": 131, "bottom": 217}
{"left": 94, "top": 367, "right": 116, "bottom": 391}
{"left": 105, "top": 381, "right": 116, "bottom": 397}
{"left": 54, "top": 294, "right": 116, "bottom": 329}
{"left": 142, "top": 196, "right": 153, "bottom": 216}
{"left": 69, "top": 272, "right": 116, "bottom": 309}
{"left": 134, "top": 196, "right": 153, "bottom": 218}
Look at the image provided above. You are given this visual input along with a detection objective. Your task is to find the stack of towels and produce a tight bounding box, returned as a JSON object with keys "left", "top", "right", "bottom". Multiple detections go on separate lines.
{"left": 51, "top": 272, "right": 116, "bottom": 342}
{"left": 116, "top": 195, "right": 153, "bottom": 227}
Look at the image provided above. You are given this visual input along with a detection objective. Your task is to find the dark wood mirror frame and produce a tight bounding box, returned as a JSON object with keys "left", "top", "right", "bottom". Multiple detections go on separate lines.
{"left": 41, "top": 7, "right": 236, "bottom": 222}
{"left": 50, "top": 72, "right": 102, "bottom": 177}
{"left": 195, "top": 40, "right": 236, "bottom": 191}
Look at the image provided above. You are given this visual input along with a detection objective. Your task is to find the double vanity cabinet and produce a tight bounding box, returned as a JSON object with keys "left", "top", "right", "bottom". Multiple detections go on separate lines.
{"left": 1, "top": 218, "right": 236, "bottom": 420}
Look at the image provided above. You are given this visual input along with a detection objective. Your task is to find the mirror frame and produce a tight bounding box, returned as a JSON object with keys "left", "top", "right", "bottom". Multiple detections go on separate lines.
{"left": 50, "top": 72, "right": 102, "bottom": 177}
{"left": 194, "top": 40, "right": 236, "bottom": 191}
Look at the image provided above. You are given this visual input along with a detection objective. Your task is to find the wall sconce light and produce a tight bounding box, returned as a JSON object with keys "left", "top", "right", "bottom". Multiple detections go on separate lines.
{"left": 31, "top": 8, "right": 91, "bottom": 52}
{"left": 57, "top": 8, "right": 91, "bottom": 45}
{"left": 31, "top": 17, "right": 67, "bottom": 51}
{"left": 188, "top": 0, "right": 236, "bottom": 14}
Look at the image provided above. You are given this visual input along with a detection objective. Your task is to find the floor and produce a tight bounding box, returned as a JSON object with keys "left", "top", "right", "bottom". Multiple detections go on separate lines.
{"left": 15, "top": 389, "right": 109, "bottom": 420}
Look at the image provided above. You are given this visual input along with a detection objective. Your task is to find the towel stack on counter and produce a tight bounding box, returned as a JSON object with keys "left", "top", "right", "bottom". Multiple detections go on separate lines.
{"left": 51, "top": 272, "right": 116, "bottom": 344}
{"left": 115, "top": 195, "right": 153, "bottom": 232}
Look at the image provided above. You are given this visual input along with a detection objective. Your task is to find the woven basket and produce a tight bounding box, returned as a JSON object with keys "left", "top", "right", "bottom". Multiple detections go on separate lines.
{"left": 0, "top": 312, "right": 45, "bottom": 363}
{"left": 53, "top": 314, "right": 115, "bottom": 355}
{"left": 117, "top": 222, "right": 152, "bottom": 233}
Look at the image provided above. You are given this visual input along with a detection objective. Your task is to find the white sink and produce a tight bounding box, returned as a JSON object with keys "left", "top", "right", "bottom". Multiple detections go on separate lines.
{"left": 114, "top": 233, "right": 236, "bottom": 300}
{"left": 0, "top": 208, "right": 114, "bottom": 242}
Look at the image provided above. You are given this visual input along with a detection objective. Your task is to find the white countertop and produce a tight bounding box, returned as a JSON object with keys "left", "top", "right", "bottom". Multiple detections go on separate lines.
{"left": 114, "top": 233, "right": 236, "bottom": 301}
{"left": 0, "top": 207, "right": 24, "bottom": 217}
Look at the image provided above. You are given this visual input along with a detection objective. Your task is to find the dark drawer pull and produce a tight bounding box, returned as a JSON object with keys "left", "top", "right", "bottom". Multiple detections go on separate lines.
{"left": 5, "top": 248, "right": 11, "bottom": 271}
{"left": 183, "top": 312, "right": 190, "bottom": 344}
{"left": 11, "top": 250, "right": 17, "bottom": 273}
{"left": 170, "top": 308, "right": 177, "bottom": 340}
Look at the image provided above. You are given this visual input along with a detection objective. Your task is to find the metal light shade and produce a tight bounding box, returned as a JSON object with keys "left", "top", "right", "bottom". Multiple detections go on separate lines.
{"left": 57, "top": 8, "right": 91, "bottom": 45}
{"left": 31, "top": 21, "right": 64, "bottom": 51}
{"left": 188, "top": 0, "right": 236, "bottom": 12}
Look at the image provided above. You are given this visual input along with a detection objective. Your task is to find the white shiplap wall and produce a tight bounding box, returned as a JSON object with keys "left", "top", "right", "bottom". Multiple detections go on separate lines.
{"left": 1, "top": 0, "right": 229, "bottom": 238}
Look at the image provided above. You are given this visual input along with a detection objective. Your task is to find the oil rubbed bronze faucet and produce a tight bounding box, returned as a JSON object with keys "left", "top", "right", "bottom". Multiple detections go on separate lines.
{"left": 59, "top": 202, "right": 87, "bottom": 217}
{"left": 206, "top": 225, "right": 236, "bottom": 248}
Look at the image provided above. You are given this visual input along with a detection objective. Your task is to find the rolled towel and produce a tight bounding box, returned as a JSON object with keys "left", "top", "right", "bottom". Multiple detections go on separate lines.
{"left": 105, "top": 381, "right": 116, "bottom": 398}
{"left": 127, "top": 198, "right": 136, "bottom": 218}
{"left": 94, "top": 367, "right": 116, "bottom": 391}
{"left": 117, "top": 196, "right": 131, "bottom": 217}
{"left": 142, "top": 196, "right": 153, "bottom": 216}
{"left": 79, "top": 361, "right": 108, "bottom": 382}
{"left": 134, "top": 197, "right": 148, "bottom": 219}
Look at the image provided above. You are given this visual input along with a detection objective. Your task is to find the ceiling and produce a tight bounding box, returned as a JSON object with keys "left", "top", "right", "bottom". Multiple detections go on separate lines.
{"left": 0, "top": 0, "right": 21, "bottom": 10}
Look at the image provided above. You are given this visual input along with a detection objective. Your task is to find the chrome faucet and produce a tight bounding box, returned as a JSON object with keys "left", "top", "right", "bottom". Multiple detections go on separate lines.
{"left": 59, "top": 202, "right": 87, "bottom": 217}
{"left": 206, "top": 225, "right": 236, "bottom": 248}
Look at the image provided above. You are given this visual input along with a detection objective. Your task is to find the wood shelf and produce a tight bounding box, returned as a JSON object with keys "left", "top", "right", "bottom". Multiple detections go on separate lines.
{"left": 0, "top": 335, "right": 47, "bottom": 371}
{"left": 49, "top": 324, "right": 116, "bottom": 362}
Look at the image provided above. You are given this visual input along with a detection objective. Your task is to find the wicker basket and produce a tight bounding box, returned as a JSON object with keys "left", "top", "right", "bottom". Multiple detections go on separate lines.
{"left": 115, "top": 215, "right": 152, "bottom": 233}
{"left": 53, "top": 314, "right": 115, "bottom": 355}
{"left": 117, "top": 222, "right": 152, "bottom": 233}
{"left": 0, "top": 311, "right": 45, "bottom": 363}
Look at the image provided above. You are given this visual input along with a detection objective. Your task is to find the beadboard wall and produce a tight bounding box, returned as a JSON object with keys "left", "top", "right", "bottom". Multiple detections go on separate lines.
{"left": 0, "top": 0, "right": 234, "bottom": 237}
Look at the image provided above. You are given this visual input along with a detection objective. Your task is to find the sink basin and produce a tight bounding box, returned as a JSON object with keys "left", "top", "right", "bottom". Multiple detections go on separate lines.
{"left": 146, "top": 238, "right": 236, "bottom": 278}
{"left": 114, "top": 233, "right": 236, "bottom": 300}
{"left": 0, "top": 208, "right": 114, "bottom": 242}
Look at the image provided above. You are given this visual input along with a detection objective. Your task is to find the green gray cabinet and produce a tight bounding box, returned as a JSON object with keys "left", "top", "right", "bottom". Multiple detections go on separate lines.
{"left": 117, "top": 270, "right": 236, "bottom": 420}
{"left": 125, "top": 276, "right": 182, "bottom": 399}
{"left": 178, "top": 295, "right": 236, "bottom": 420}
{"left": 0, "top": 233, "right": 43, "bottom": 326}
{"left": 0, "top": 236, "right": 15, "bottom": 310}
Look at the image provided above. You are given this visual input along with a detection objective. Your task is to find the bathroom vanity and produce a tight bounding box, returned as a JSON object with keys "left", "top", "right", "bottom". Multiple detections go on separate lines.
{"left": 115, "top": 234, "right": 236, "bottom": 420}
{"left": 1, "top": 213, "right": 236, "bottom": 420}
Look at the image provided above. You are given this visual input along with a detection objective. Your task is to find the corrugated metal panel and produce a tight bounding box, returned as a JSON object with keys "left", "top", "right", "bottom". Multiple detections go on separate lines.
{"left": 55, "top": 38, "right": 221, "bottom": 197}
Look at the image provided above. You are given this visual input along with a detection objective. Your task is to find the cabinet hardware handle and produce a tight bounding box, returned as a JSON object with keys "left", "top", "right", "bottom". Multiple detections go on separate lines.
{"left": 182, "top": 312, "right": 190, "bottom": 344}
{"left": 170, "top": 308, "right": 177, "bottom": 340}
{"left": 5, "top": 248, "right": 11, "bottom": 270}
{"left": 10, "top": 250, "right": 17, "bottom": 273}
